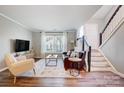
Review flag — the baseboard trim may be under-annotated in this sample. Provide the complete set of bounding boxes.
[0,67,8,72]
[98,48,124,78]
[111,70,124,78]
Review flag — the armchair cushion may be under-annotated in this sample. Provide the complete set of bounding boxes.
[68,58,82,62]
[9,59,34,75]
[15,55,27,61]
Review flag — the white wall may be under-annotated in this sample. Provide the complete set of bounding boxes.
[0,15,32,70]
[101,22,124,74]
[85,19,105,46]
[76,24,99,50]
[84,24,99,49]
[87,19,105,33]
[100,5,124,74]
[32,32,42,57]
[104,5,118,26]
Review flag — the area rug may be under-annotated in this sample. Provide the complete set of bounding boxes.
[38,67,84,78]
[19,59,85,78]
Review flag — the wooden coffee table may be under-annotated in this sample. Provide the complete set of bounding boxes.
[45,54,58,66]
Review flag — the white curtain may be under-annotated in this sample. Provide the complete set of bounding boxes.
[63,32,67,52]
[41,32,67,53]
[41,32,46,53]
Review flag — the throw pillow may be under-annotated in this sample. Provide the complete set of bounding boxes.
[70,51,76,58]
[67,51,71,56]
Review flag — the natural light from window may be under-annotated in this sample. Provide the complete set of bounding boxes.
[41,32,67,53]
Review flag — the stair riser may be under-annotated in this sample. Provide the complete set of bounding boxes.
[91,53,102,57]
[91,64,110,67]
[91,67,113,71]
[91,49,99,52]
[91,61,107,63]
[91,57,105,60]
[91,60,106,62]
[91,62,108,65]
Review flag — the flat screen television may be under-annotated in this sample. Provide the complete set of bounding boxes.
[15,39,30,52]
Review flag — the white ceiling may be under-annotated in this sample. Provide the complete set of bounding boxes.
[92,5,113,19]
[0,5,101,32]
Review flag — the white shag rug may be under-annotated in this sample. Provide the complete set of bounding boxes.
[18,59,84,78]
[39,67,84,78]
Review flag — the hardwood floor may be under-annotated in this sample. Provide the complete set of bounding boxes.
[0,70,124,87]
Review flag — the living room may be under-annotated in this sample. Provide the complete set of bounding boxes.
[0,3,124,89]
[0,5,98,77]
[0,5,91,80]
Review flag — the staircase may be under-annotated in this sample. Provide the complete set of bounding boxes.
[91,49,113,71]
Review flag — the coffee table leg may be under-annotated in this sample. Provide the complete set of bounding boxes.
[45,58,47,66]
[45,58,49,66]
[56,58,57,66]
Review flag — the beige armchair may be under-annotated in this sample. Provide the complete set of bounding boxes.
[5,54,36,84]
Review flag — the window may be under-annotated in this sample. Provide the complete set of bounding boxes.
[42,32,67,53]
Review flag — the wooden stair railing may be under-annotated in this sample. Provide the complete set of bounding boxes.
[99,5,122,46]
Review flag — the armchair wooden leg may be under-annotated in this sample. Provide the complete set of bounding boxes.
[14,76,16,84]
[33,68,36,75]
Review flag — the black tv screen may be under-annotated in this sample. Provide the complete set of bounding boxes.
[15,39,30,52]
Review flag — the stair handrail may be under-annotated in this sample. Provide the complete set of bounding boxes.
[99,5,122,46]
